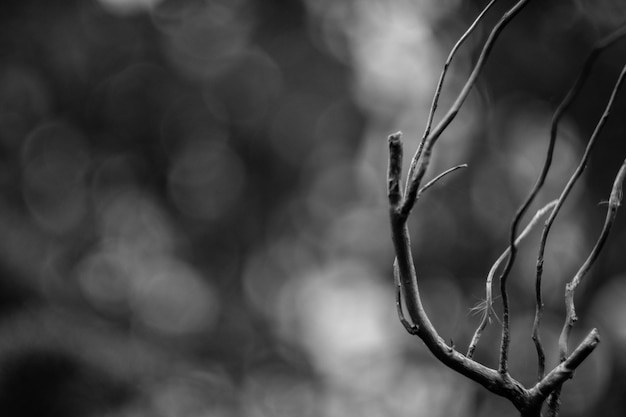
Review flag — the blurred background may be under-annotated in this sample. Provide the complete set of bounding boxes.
[1,0,626,416]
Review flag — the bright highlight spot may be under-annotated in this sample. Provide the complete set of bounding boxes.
[97,0,164,15]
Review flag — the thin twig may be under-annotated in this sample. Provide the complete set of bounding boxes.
[401,0,532,221]
[422,0,498,142]
[527,60,626,378]
[406,0,498,189]
[537,63,626,415]
[535,60,626,344]
[545,158,626,414]
[531,25,626,381]
[467,200,557,359]
[417,164,468,198]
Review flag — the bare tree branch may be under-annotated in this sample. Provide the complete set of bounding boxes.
[529,328,600,403]
[545,158,626,415]
[417,164,467,198]
[531,25,626,381]
[467,200,557,359]
[388,133,534,412]
[386,5,625,417]
[531,58,626,387]
[401,0,533,221]
[407,0,498,182]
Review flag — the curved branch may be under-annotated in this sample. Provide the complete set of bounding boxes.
[534,60,626,350]
[545,158,626,413]
[407,0,498,184]
[388,133,531,410]
[418,163,467,198]
[467,200,557,359]
[531,25,626,381]
[534,63,626,415]
[528,328,600,405]
[402,0,533,220]
[561,158,625,342]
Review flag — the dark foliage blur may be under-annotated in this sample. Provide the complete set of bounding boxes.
[1,0,626,416]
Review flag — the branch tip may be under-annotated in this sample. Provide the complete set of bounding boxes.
[387,132,404,208]
[418,163,468,198]
[388,131,403,143]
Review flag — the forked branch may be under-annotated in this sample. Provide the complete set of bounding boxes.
[387,3,626,416]
[546,157,626,416]
[530,27,626,381]
[401,0,533,221]
[411,0,498,173]
[467,200,558,359]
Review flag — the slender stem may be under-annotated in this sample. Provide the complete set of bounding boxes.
[407,0,498,188]
[402,0,533,220]
[559,158,626,361]
[535,60,626,353]
[531,25,626,380]
[534,64,626,412]
[417,164,467,198]
[422,0,498,141]
[467,200,557,359]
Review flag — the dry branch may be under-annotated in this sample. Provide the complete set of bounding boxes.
[530,27,626,381]
[401,0,532,221]
[386,4,626,417]
[467,200,558,359]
